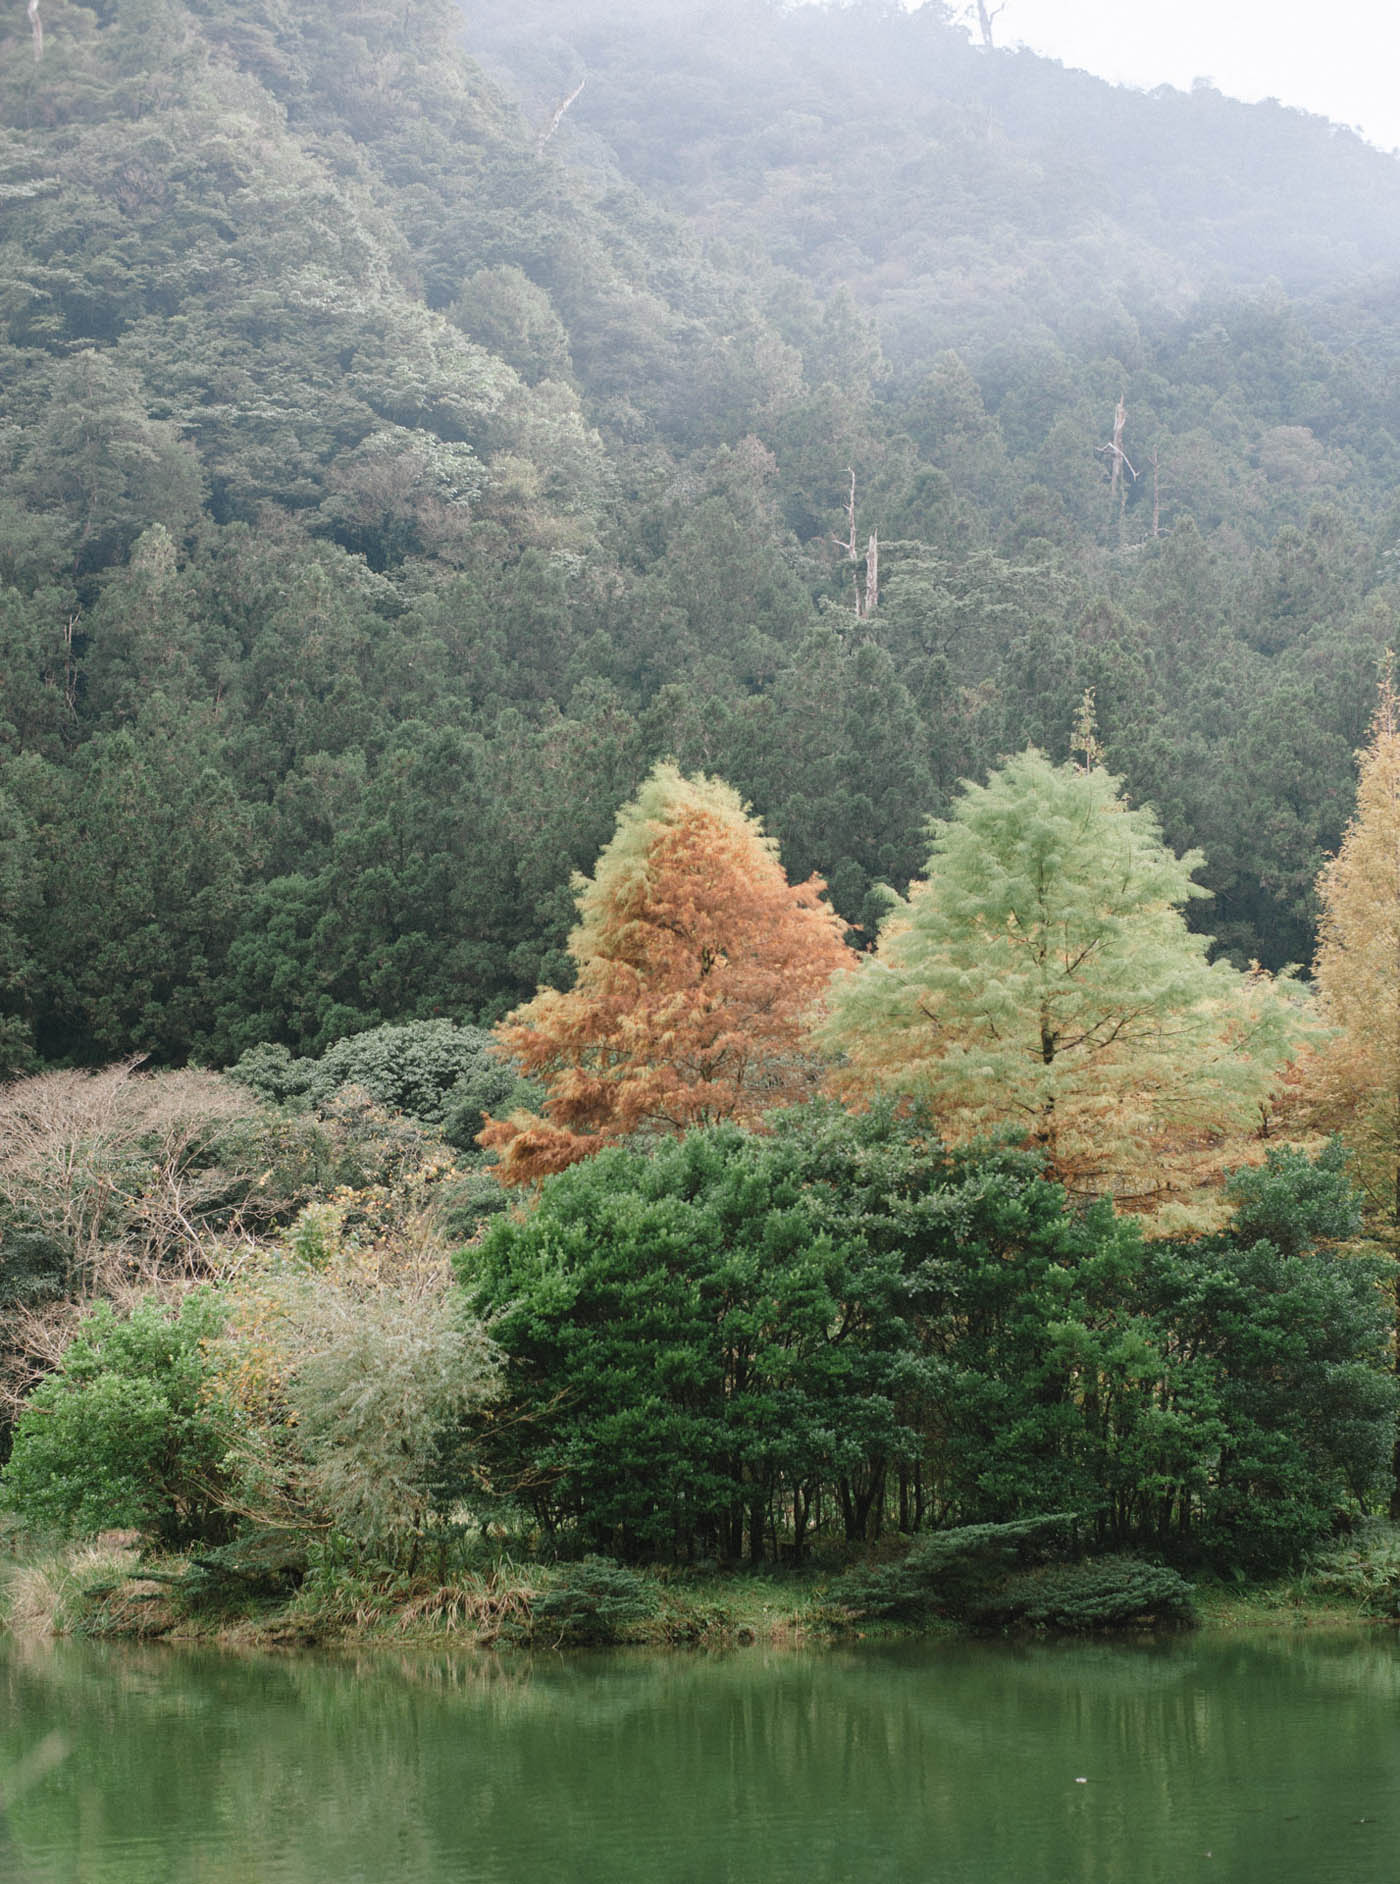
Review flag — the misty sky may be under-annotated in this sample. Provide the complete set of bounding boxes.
[988,0,1400,154]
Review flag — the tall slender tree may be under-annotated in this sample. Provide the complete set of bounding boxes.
[479,764,853,1184]
[1311,670,1400,1223]
[1308,668,1400,1511]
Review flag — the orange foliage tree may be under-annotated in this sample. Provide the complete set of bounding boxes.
[478,764,854,1183]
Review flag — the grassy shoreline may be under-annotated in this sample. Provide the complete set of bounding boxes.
[2,1532,1390,1652]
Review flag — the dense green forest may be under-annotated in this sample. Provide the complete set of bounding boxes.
[3,0,1400,1080]
[10,1,1400,1617]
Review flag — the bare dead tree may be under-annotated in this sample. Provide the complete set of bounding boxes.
[831,466,859,614]
[830,469,879,618]
[1148,442,1169,539]
[536,78,585,154]
[971,0,1005,50]
[27,0,42,61]
[864,530,879,618]
[1097,394,1137,530]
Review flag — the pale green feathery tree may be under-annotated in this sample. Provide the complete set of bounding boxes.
[821,735,1306,1229]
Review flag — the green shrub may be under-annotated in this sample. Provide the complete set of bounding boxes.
[1309,1525,1400,1616]
[176,1533,310,1614]
[531,1557,658,1644]
[0,1294,237,1546]
[969,1556,1197,1631]
[230,1022,542,1152]
[830,1515,1077,1620]
[463,1122,918,1563]
[1224,1139,1361,1257]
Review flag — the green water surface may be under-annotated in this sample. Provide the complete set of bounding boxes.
[4,1631,1399,1883]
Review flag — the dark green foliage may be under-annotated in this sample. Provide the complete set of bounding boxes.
[229,1019,539,1150]
[437,1167,511,1237]
[969,1557,1197,1632]
[0,0,1398,1061]
[830,1516,1077,1621]
[1130,1233,1394,1571]
[531,1557,658,1645]
[459,1109,1394,1571]
[831,1523,1196,1632]
[1309,1526,1400,1617]
[0,1295,237,1548]
[887,1129,1393,1570]
[1224,1139,1362,1257]
[461,1118,922,1562]
[176,1533,310,1615]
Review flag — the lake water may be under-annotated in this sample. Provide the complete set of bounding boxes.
[4,1630,1400,1882]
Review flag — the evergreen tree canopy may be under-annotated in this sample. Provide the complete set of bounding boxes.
[822,747,1304,1226]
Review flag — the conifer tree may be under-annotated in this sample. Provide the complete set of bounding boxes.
[1309,668,1400,1513]
[479,764,853,1184]
[1311,670,1400,1227]
[821,740,1303,1227]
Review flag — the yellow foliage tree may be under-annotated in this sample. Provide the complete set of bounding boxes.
[1310,671,1400,1221]
[479,763,854,1184]
[1309,668,1400,1512]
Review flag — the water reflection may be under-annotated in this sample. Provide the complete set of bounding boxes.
[4,1632,1400,1882]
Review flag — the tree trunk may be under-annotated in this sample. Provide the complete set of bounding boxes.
[749,1493,765,1566]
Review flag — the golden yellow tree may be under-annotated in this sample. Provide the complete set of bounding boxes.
[1311,672,1400,1222]
[1310,669,1400,1511]
[479,764,854,1184]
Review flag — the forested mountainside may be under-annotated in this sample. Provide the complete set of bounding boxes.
[2,0,1399,1075]
[468,0,1400,366]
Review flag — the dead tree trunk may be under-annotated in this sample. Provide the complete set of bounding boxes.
[28,0,42,60]
[536,78,585,154]
[1148,443,1167,539]
[1097,395,1136,535]
[830,470,879,619]
[973,0,1004,50]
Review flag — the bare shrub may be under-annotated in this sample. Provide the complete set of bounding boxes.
[0,1062,324,1418]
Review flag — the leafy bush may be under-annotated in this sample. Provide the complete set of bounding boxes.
[1309,1525,1400,1617]
[175,1533,310,1614]
[215,1251,499,1565]
[0,1294,237,1546]
[464,1122,918,1563]
[830,1516,1077,1620]
[969,1556,1197,1631]
[1224,1139,1362,1256]
[438,1166,510,1238]
[531,1557,658,1644]
[229,1022,541,1151]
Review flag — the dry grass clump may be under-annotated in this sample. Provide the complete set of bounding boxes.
[3,1537,142,1639]
[397,1563,540,1643]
